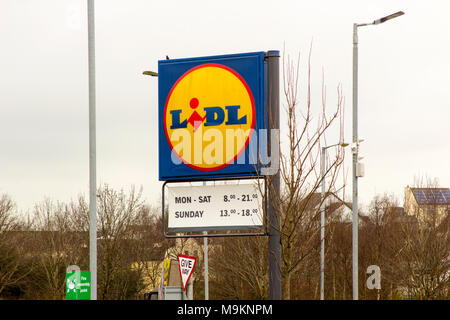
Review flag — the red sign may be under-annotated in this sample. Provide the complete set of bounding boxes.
[177,254,197,291]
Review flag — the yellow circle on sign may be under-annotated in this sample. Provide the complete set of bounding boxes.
[164,64,255,171]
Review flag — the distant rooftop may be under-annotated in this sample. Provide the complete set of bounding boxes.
[411,188,450,205]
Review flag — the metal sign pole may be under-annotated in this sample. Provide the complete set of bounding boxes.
[203,181,209,300]
[203,231,209,300]
[87,0,97,301]
[267,50,281,300]
[352,23,359,301]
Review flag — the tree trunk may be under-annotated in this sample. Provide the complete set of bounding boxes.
[282,270,291,300]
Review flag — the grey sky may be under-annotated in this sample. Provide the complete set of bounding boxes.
[1,0,449,214]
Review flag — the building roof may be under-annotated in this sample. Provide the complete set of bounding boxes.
[410,188,450,205]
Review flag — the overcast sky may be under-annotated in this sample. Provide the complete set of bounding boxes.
[1,0,449,214]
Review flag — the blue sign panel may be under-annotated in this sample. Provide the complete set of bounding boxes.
[158,52,267,181]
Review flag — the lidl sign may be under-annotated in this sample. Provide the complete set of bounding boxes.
[158,52,267,181]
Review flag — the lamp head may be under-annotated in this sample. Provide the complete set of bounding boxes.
[143,71,158,77]
[373,11,404,25]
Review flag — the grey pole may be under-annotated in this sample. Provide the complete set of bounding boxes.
[352,22,359,301]
[87,0,97,301]
[320,142,348,300]
[203,231,209,300]
[351,11,404,301]
[184,279,194,300]
[203,180,209,300]
[267,50,281,300]
[320,147,326,300]
[187,280,194,300]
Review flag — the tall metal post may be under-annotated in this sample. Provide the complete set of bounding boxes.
[203,181,209,300]
[351,11,404,300]
[203,176,209,300]
[267,50,281,300]
[203,231,209,300]
[320,147,326,300]
[87,0,97,300]
[320,142,348,300]
[352,23,359,301]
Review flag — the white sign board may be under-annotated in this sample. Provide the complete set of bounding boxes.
[177,254,197,291]
[167,182,264,232]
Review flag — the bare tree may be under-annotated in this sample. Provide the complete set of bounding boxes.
[266,48,345,299]
[96,184,150,299]
[358,193,402,300]
[0,186,175,300]
[396,177,449,299]
[325,219,352,299]
[204,48,346,300]
[209,236,268,299]
[357,177,450,300]
[23,198,88,299]
[128,205,172,296]
[0,194,27,296]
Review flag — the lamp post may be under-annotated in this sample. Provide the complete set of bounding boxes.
[87,0,97,301]
[320,142,348,300]
[352,11,404,300]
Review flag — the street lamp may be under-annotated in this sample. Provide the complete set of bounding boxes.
[320,142,348,300]
[352,10,404,300]
[87,0,97,301]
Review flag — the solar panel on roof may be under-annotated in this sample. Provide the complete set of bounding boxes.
[412,189,450,204]
[413,190,426,204]
[442,190,450,203]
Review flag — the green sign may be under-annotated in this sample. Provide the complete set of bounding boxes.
[66,271,91,300]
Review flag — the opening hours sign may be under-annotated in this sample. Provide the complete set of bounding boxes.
[167,181,263,232]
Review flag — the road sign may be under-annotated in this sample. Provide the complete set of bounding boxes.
[158,52,267,181]
[177,254,197,291]
[167,181,263,232]
[66,271,91,300]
